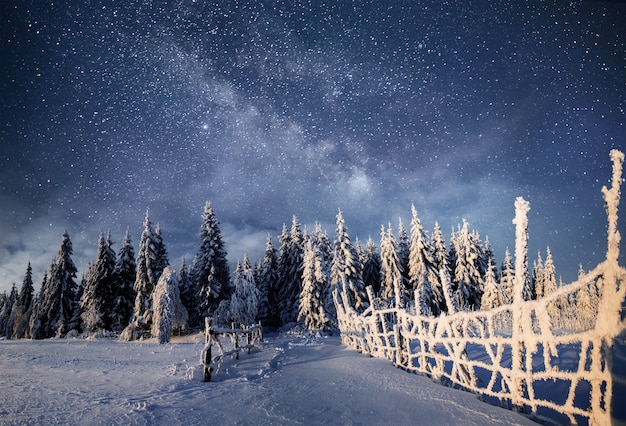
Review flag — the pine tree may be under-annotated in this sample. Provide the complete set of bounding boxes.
[121,211,162,341]
[331,210,368,312]
[500,249,515,304]
[276,216,305,325]
[18,262,35,311]
[31,231,80,338]
[379,224,403,308]
[532,251,545,300]
[11,262,35,339]
[230,254,259,327]
[361,237,382,296]
[397,219,410,302]
[190,201,230,326]
[256,234,279,329]
[299,229,332,332]
[111,229,136,333]
[0,285,17,337]
[439,259,457,314]
[543,248,557,297]
[81,231,117,334]
[431,222,448,314]
[312,223,335,327]
[153,224,170,276]
[408,205,437,315]
[480,255,502,310]
[176,257,191,334]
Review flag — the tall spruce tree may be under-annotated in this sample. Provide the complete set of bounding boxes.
[532,251,545,300]
[81,231,117,334]
[31,231,80,338]
[276,216,305,325]
[361,236,382,296]
[299,237,331,332]
[332,210,368,312]
[450,221,484,310]
[312,224,335,327]
[11,262,35,338]
[256,234,279,329]
[408,205,437,315]
[431,222,448,314]
[480,255,502,310]
[111,229,136,333]
[230,254,258,327]
[379,224,403,307]
[500,249,515,304]
[190,201,230,326]
[121,211,164,340]
[397,219,410,301]
[0,285,17,337]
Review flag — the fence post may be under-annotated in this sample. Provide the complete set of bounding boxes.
[203,317,213,382]
[511,197,530,412]
[232,322,239,360]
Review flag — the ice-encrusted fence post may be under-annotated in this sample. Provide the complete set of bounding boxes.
[589,149,625,425]
[203,317,214,382]
[511,196,530,412]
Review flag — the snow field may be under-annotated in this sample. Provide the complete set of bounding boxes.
[0,332,537,425]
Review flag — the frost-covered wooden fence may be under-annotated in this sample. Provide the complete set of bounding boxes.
[335,150,626,425]
[201,317,263,382]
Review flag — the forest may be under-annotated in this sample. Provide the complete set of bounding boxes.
[0,198,597,344]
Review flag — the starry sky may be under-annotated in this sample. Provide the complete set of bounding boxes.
[1,0,625,293]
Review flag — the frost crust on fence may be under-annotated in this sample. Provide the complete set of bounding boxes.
[334,150,626,425]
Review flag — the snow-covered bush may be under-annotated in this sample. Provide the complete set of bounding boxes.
[152,267,188,344]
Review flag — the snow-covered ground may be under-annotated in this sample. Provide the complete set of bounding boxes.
[0,332,540,425]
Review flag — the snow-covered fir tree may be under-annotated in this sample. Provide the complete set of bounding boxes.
[532,251,545,300]
[480,255,502,310]
[431,222,448,314]
[379,224,403,308]
[331,210,368,312]
[439,258,457,314]
[542,248,557,298]
[256,234,279,329]
[154,224,170,274]
[175,257,190,334]
[31,231,80,339]
[361,236,382,296]
[189,201,230,326]
[9,262,35,339]
[450,220,484,310]
[18,262,35,313]
[121,211,165,341]
[408,205,437,315]
[230,254,259,327]
[276,217,305,325]
[0,285,17,337]
[151,267,187,344]
[81,231,117,334]
[110,229,136,333]
[299,231,332,332]
[500,249,515,304]
[311,223,335,327]
[397,219,411,303]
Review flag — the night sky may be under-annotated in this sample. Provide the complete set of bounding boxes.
[1,0,625,293]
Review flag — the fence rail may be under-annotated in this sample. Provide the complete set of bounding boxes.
[334,150,626,425]
[201,318,263,382]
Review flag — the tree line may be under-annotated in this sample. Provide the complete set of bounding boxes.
[0,200,597,343]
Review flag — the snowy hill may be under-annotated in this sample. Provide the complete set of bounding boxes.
[0,333,537,425]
